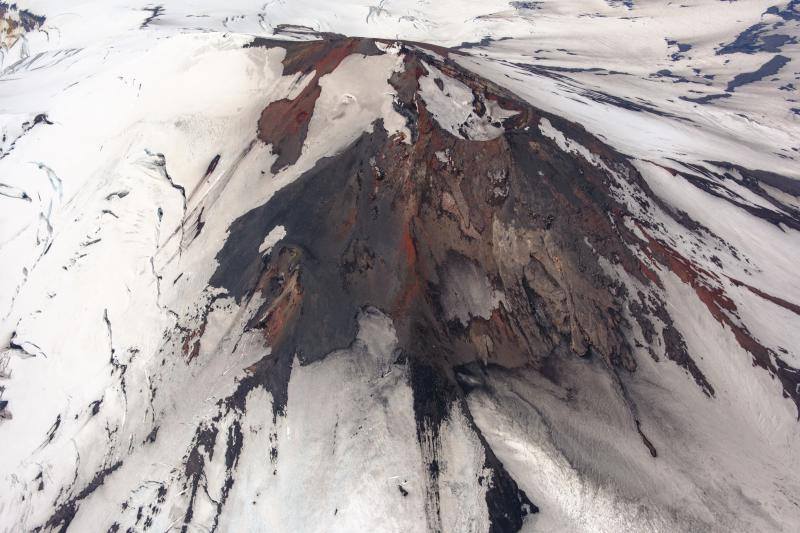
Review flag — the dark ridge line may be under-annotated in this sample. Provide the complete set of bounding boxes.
[203,154,220,179]
[718,1,799,55]
[410,360,537,532]
[512,62,688,121]
[140,5,164,29]
[726,54,790,92]
[39,461,123,532]
[635,420,658,457]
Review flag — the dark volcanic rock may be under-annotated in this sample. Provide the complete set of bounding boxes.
[250,37,384,173]
[205,36,800,529]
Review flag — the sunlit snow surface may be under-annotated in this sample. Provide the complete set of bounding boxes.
[1,1,799,532]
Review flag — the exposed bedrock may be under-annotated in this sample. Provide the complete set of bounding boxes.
[7,31,797,533]
[208,37,799,530]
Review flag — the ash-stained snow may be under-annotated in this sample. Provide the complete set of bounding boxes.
[538,118,608,170]
[419,61,517,141]
[440,253,506,327]
[217,308,432,533]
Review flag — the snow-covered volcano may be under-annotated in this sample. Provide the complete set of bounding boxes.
[1,1,799,532]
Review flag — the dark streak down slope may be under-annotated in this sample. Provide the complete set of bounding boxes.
[203,38,799,531]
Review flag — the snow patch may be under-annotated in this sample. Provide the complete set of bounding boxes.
[258,225,287,256]
[419,61,516,141]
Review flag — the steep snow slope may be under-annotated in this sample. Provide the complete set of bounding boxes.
[1,1,799,532]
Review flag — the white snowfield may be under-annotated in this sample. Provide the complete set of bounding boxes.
[0,1,799,532]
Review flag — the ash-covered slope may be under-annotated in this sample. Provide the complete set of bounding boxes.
[1,2,800,533]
